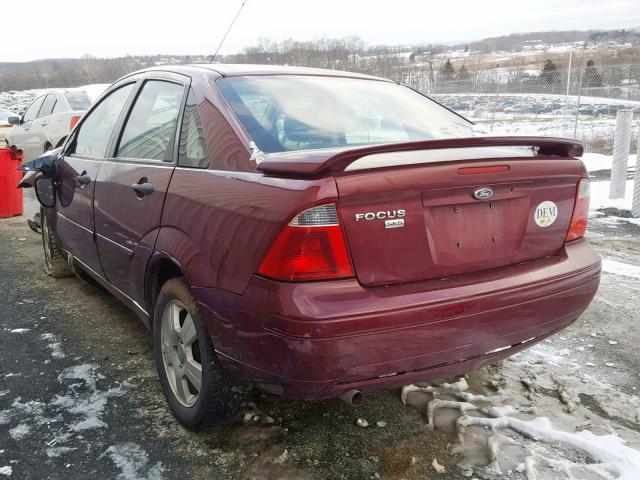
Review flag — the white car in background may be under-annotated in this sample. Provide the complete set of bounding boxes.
[0,109,17,144]
[7,88,94,162]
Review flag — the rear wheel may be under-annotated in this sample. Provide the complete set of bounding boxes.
[41,208,72,278]
[153,278,237,430]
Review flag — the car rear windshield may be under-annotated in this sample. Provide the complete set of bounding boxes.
[217,75,473,154]
[64,90,92,110]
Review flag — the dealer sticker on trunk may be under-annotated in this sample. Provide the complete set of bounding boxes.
[534,201,558,227]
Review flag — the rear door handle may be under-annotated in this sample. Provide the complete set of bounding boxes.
[75,174,91,186]
[132,182,155,197]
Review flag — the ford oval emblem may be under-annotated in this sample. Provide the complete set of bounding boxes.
[473,187,494,200]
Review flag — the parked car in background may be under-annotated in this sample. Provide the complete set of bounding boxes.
[24,64,600,430]
[0,109,17,144]
[7,88,93,161]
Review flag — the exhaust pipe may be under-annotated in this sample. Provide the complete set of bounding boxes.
[339,389,364,406]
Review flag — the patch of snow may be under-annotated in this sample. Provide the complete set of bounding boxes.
[458,414,640,480]
[40,333,65,359]
[100,443,165,480]
[9,329,29,334]
[8,424,30,440]
[53,364,127,431]
[356,418,369,427]
[590,180,635,212]
[602,259,640,279]
[46,447,77,458]
[0,466,12,476]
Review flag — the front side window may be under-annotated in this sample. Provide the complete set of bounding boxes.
[217,75,473,154]
[73,83,134,158]
[22,96,45,123]
[39,94,57,118]
[178,88,208,168]
[117,80,184,161]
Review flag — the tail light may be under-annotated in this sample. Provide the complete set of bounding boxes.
[69,115,81,131]
[258,204,354,281]
[566,178,590,241]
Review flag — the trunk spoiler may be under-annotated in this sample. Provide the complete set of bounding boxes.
[256,136,584,175]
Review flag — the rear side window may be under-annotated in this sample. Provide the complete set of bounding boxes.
[73,84,134,158]
[64,90,92,110]
[22,96,45,123]
[117,80,184,162]
[178,88,209,168]
[53,100,68,114]
[39,94,57,118]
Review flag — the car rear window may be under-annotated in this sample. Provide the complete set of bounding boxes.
[64,90,92,110]
[217,75,473,154]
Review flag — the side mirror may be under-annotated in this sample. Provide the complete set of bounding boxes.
[7,116,20,126]
[35,176,56,207]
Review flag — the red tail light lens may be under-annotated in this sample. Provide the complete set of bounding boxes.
[566,178,590,242]
[69,115,81,131]
[258,204,354,281]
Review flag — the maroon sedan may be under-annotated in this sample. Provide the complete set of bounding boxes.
[28,64,600,430]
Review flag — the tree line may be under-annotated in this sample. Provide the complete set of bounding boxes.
[0,33,636,92]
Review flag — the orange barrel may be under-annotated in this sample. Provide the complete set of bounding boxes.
[0,147,23,218]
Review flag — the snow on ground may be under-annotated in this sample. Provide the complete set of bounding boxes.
[100,443,165,480]
[602,259,640,279]
[590,179,636,212]
[582,153,615,172]
[0,349,134,457]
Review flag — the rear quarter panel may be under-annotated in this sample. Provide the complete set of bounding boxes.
[158,169,338,293]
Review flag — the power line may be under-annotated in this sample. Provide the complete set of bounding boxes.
[209,0,247,63]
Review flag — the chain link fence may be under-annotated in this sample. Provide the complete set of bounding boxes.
[403,64,640,154]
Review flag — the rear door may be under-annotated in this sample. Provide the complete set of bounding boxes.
[335,148,585,286]
[93,74,188,304]
[56,83,137,276]
[29,93,57,154]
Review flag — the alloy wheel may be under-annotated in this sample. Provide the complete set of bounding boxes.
[160,300,202,407]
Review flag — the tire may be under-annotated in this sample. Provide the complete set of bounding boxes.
[41,208,72,278]
[153,277,237,430]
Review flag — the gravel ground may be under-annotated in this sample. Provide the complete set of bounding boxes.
[1,194,639,480]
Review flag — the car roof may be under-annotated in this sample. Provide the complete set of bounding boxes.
[138,63,394,82]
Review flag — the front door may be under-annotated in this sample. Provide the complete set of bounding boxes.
[55,83,137,275]
[10,95,45,162]
[93,77,187,305]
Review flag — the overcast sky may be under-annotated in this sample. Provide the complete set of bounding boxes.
[3,0,640,62]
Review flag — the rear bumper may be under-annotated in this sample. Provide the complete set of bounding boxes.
[193,238,600,400]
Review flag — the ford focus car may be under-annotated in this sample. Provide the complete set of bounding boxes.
[25,64,600,430]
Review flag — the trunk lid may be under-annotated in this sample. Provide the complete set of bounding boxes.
[334,147,586,286]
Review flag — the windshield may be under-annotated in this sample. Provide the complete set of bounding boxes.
[64,90,92,110]
[217,75,473,154]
